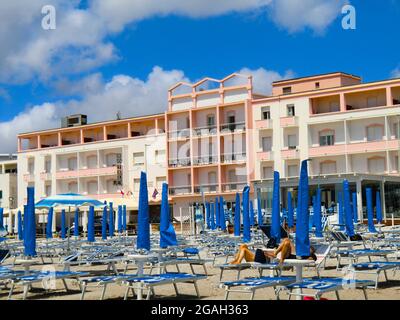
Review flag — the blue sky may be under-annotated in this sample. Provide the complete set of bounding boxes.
[0,0,399,152]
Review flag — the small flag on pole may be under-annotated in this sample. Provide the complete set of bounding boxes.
[152,188,159,199]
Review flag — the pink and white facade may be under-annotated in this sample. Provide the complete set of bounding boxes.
[16,71,400,222]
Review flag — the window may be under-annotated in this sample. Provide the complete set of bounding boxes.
[133,152,145,165]
[87,155,97,169]
[262,167,273,179]
[368,157,385,173]
[68,182,78,193]
[207,115,215,127]
[28,159,35,174]
[315,82,320,89]
[87,181,98,194]
[287,165,299,177]
[261,136,272,151]
[261,107,271,120]
[45,158,51,173]
[319,130,335,146]
[395,156,399,172]
[283,87,292,95]
[288,134,297,149]
[367,125,383,141]
[134,178,141,192]
[68,157,77,171]
[320,161,336,174]
[287,104,295,117]
[155,150,166,164]
[156,177,166,189]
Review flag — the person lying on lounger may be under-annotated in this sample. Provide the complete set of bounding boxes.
[229,239,317,265]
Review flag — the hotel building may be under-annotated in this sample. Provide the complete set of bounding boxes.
[15,71,400,228]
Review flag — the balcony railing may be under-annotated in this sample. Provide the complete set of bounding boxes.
[281,148,300,159]
[169,186,192,195]
[168,129,191,140]
[257,151,273,161]
[280,116,299,127]
[168,157,191,168]
[55,166,118,179]
[192,125,217,137]
[192,155,218,166]
[194,184,219,194]
[221,152,247,163]
[220,122,246,133]
[255,119,273,130]
[221,181,247,192]
[40,172,52,181]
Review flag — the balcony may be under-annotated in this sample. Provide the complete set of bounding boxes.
[55,166,117,179]
[168,129,191,141]
[220,122,246,134]
[221,152,246,164]
[308,144,346,157]
[255,119,273,130]
[192,155,218,166]
[221,181,247,192]
[281,148,300,159]
[194,184,219,194]
[257,151,274,162]
[169,186,192,196]
[347,140,392,153]
[23,173,35,183]
[168,157,191,168]
[192,125,217,137]
[280,116,299,127]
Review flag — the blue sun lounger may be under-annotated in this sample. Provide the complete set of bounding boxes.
[285,277,374,300]
[221,276,296,300]
[335,249,394,268]
[122,272,207,300]
[351,261,400,289]
[79,274,134,300]
[8,270,88,300]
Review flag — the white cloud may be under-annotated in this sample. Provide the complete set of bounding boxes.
[391,66,400,79]
[268,0,348,34]
[238,67,295,95]
[0,1,343,83]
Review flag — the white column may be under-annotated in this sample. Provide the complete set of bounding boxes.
[7,211,13,234]
[14,212,18,234]
[83,210,88,232]
[52,210,56,232]
[115,209,119,232]
[356,179,363,222]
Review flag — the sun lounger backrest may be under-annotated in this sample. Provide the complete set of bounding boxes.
[313,245,331,266]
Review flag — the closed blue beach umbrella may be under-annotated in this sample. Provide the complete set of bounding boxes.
[123,205,127,232]
[87,206,95,242]
[160,183,177,248]
[24,187,37,257]
[109,202,114,237]
[287,192,294,228]
[234,193,241,236]
[46,207,53,239]
[215,197,220,229]
[61,209,66,239]
[242,186,251,243]
[74,208,79,237]
[137,171,150,250]
[271,171,281,243]
[249,201,255,227]
[210,202,216,230]
[296,160,310,257]
[102,206,108,240]
[343,180,355,237]
[206,202,211,229]
[219,196,226,231]
[0,208,3,229]
[366,188,377,233]
[376,191,383,224]
[118,205,123,233]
